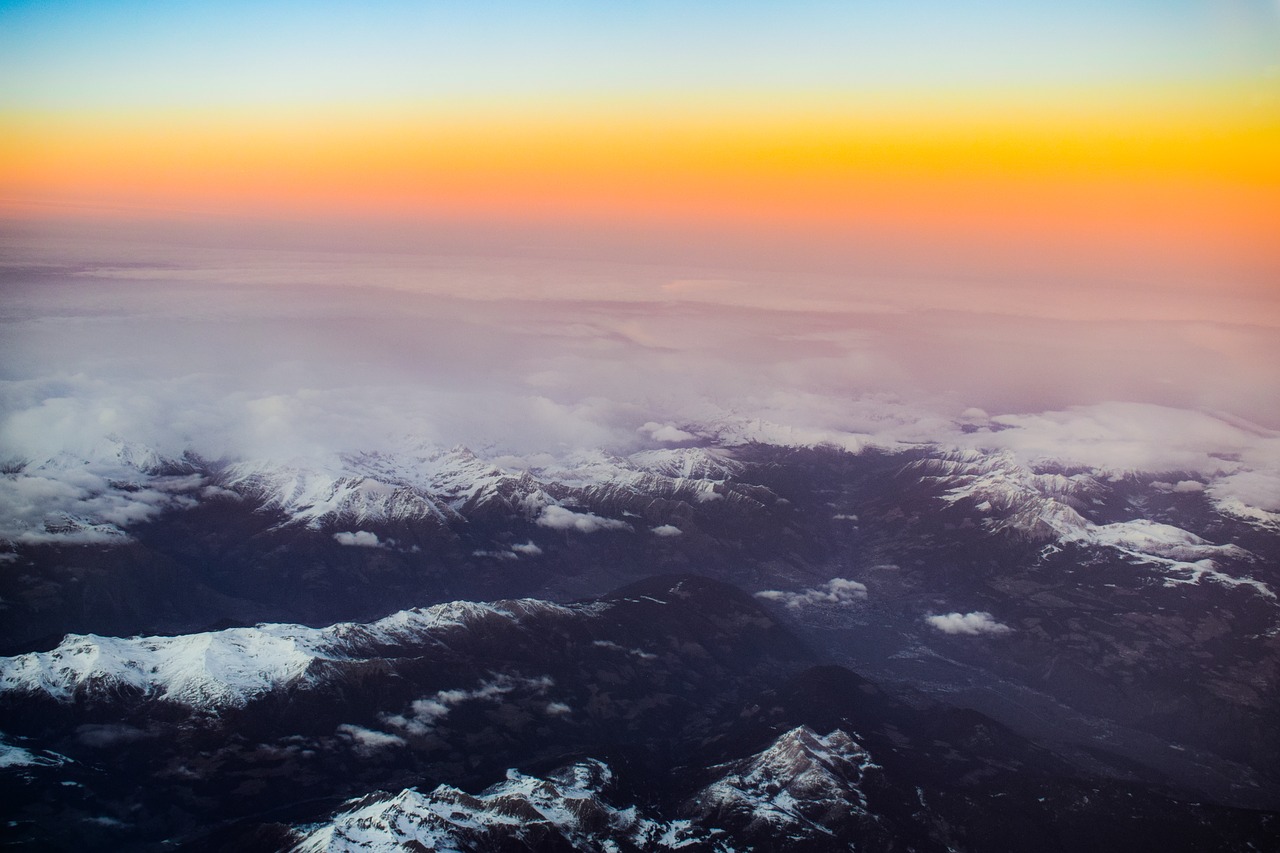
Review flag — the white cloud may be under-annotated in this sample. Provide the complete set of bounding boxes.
[511,541,543,556]
[591,639,658,660]
[536,505,631,533]
[544,701,572,716]
[956,404,1280,522]
[0,464,202,545]
[381,675,554,736]
[639,421,696,443]
[925,611,1012,636]
[2,246,1278,542]
[651,524,682,537]
[472,548,518,560]
[1209,470,1280,513]
[333,530,382,548]
[756,577,868,609]
[963,403,1262,476]
[336,724,405,752]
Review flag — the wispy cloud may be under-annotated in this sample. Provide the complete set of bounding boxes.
[756,578,869,610]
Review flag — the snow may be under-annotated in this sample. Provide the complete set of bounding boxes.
[0,598,540,709]
[693,726,878,834]
[0,626,323,707]
[218,457,460,529]
[0,732,70,769]
[290,758,716,852]
[211,443,744,532]
[628,447,741,480]
[920,450,1272,598]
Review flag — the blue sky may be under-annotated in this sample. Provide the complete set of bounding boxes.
[1,1,1276,110]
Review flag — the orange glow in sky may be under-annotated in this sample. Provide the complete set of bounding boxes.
[4,93,1277,285]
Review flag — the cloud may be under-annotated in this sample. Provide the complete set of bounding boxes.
[536,505,631,533]
[651,524,682,537]
[333,530,382,548]
[544,701,572,716]
[336,724,405,752]
[925,611,1012,636]
[2,247,1278,543]
[591,639,658,660]
[639,421,696,443]
[1208,470,1280,513]
[475,541,543,559]
[955,403,1280,521]
[472,548,518,560]
[1153,478,1207,494]
[75,724,150,748]
[756,577,868,609]
[961,403,1265,476]
[0,463,202,545]
[380,675,555,736]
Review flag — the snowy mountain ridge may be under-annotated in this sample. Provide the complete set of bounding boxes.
[291,759,720,853]
[290,725,885,852]
[0,598,582,709]
[916,450,1272,597]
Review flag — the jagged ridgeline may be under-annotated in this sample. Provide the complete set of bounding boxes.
[2,577,1274,852]
[2,437,1278,851]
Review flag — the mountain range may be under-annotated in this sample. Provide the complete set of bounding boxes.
[1,433,1277,850]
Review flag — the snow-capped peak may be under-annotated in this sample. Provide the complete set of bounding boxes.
[291,759,717,853]
[686,726,879,838]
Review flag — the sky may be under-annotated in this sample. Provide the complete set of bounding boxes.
[2,2,1277,272]
[1,1,1279,534]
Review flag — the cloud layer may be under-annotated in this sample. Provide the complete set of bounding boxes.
[1,236,1277,545]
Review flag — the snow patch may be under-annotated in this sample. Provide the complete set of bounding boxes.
[0,732,70,769]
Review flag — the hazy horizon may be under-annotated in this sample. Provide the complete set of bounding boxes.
[2,0,1278,538]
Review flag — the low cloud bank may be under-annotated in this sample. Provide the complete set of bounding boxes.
[2,254,1278,544]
